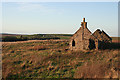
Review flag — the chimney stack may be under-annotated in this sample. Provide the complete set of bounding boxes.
[83,18,85,22]
[81,18,87,28]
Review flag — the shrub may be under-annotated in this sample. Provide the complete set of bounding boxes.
[2,36,28,42]
[2,36,18,42]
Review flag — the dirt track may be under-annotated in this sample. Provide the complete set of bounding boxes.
[2,39,69,44]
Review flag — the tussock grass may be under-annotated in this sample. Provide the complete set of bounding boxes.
[2,40,119,79]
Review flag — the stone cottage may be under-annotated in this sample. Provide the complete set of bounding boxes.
[69,18,112,51]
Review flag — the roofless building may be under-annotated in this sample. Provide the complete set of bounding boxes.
[69,18,112,51]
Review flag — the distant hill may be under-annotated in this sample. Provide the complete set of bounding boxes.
[1,33,72,36]
[1,33,22,37]
[1,33,120,42]
[1,33,72,42]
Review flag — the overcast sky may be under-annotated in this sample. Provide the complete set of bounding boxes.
[2,2,118,37]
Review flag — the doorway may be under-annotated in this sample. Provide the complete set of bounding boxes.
[72,40,75,46]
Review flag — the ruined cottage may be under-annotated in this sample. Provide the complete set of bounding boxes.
[69,18,112,51]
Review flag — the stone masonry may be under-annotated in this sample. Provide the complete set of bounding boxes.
[69,18,112,51]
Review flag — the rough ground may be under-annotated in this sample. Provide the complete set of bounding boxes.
[2,40,120,79]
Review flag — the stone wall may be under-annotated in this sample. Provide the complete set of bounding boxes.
[69,18,91,51]
[69,18,112,51]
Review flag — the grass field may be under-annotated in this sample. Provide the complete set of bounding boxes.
[1,34,72,42]
[111,37,120,43]
[1,33,120,42]
[2,39,120,79]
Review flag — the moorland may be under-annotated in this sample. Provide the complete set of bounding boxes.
[1,34,120,79]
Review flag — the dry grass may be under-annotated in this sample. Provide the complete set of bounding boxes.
[2,39,120,79]
[112,37,120,43]
[74,50,119,78]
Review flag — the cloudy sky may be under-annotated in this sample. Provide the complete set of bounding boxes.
[2,2,118,36]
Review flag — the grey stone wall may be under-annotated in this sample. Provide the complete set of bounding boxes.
[69,18,91,51]
[69,18,112,51]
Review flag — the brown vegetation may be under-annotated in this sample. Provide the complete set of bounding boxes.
[2,39,120,79]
